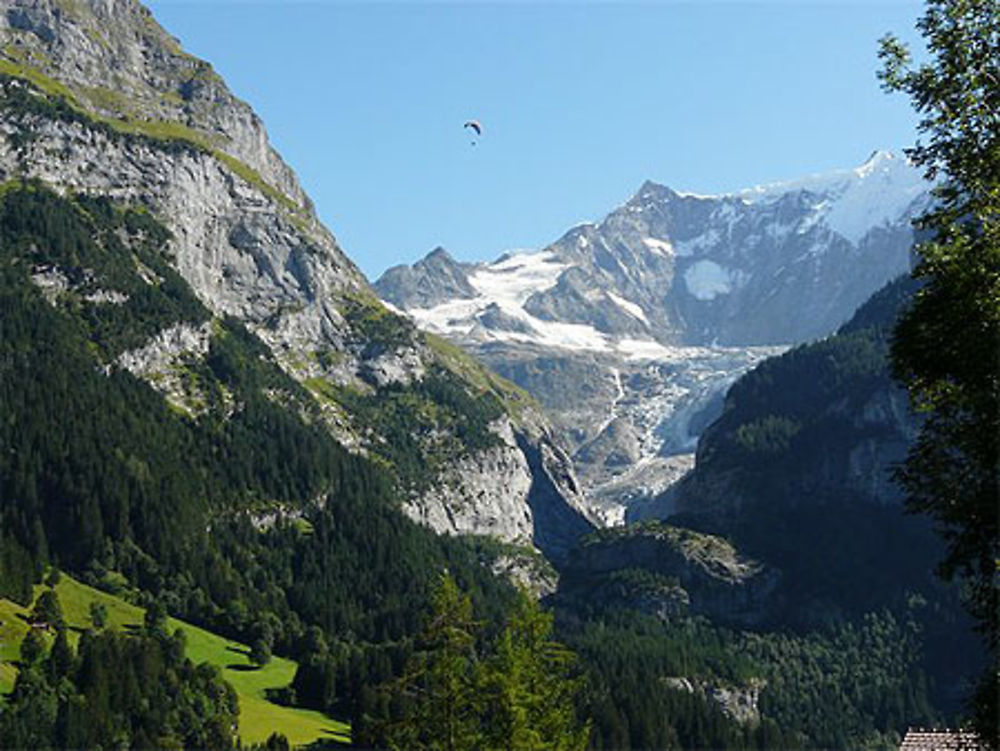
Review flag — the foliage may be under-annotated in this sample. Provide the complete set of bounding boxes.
[31,589,64,630]
[0,184,516,702]
[358,577,590,750]
[672,277,960,621]
[0,627,239,750]
[478,593,590,751]
[330,365,505,491]
[88,601,107,630]
[557,606,941,750]
[251,638,273,667]
[879,0,999,740]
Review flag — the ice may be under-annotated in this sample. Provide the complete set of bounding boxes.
[607,292,649,324]
[642,237,674,257]
[684,260,733,300]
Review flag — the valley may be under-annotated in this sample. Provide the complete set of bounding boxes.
[0,0,993,749]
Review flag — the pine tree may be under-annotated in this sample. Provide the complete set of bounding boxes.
[479,591,590,751]
[879,0,999,743]
[31,589,65,630]
[376,574,482,750]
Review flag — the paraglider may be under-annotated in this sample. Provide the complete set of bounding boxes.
[464,119,482,145]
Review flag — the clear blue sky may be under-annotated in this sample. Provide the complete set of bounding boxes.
[146,1,925,280]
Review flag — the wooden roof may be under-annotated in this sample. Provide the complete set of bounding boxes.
[899,728,988,750]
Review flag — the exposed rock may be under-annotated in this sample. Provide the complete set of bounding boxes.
[0,0,593,566]
[376,246,478,309]
[402,418,535,544]
[664,677,765,726]
[561,523,782,626]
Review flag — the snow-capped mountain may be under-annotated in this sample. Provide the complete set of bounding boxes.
[375,151,931,522]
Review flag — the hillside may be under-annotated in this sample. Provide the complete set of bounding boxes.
[544,278,982,747]
[0,0,592,566]
[0,573,349,746]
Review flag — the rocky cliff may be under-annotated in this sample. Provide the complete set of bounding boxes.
[627,276,949,623]
[0,0,593,562]
[557,522,782,627]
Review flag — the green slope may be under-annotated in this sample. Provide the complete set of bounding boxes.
[0,574,349,747]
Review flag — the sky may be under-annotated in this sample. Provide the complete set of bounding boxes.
[145,0,926,280]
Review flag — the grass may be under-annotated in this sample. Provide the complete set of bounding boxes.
[424,330,536,419]
[0,57,309,226]
[0,574,350,747]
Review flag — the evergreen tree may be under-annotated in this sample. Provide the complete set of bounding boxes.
[378,574,482,751]
[479,591,590,751]
[879,1,999,742]
[250,637,272,667]
[31,589,65,630]
[89,601,108,630]
[143,598,168,637]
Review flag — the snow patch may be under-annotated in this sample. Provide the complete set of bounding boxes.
[469,250,567,307]
[607,292,649,324]
[684,260,734,300]
[642,236,674,257]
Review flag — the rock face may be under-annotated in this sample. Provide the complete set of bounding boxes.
[643,276,922,528]
[619,277,948,625]
[376,153,929,518]
[664,677,766,727]
[0,0,593,561]
[559,523,782,627]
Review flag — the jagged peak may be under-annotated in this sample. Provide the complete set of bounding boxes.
[634,179,677,202]
[423,246,457,264]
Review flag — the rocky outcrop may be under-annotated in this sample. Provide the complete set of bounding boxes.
[653,277,922,530]
[402,418,535,543]
[664,677,765,726]
[560,523,782,626]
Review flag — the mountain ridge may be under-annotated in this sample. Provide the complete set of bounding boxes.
[0,0,593,564]
[376,152,930,518]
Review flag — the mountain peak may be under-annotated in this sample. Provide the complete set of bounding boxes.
[635,180,676,202]
[424,246,456,264]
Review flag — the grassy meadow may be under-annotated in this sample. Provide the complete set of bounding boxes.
[0,574,350,747]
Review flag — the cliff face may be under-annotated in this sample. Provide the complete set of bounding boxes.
[639,276,922,528]
[558,523,782,627]
[0,0,593,561]
[621,277,950,623]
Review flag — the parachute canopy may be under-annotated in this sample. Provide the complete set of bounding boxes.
[463,120,483,136]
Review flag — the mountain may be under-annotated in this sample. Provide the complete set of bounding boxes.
[550,277,982,739]
[636,274,980,685]
[0,0,592,564]
[376,152,931,519]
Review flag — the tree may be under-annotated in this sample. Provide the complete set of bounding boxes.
[250,638,272,668]
[478,591,590,751]
[375,574,482,750]
[365,577,591,751]
[31,590,64,630]
[143,599,168,636]
[879,1,999,743]
[19,629,46,667]
[89,601,108,630]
